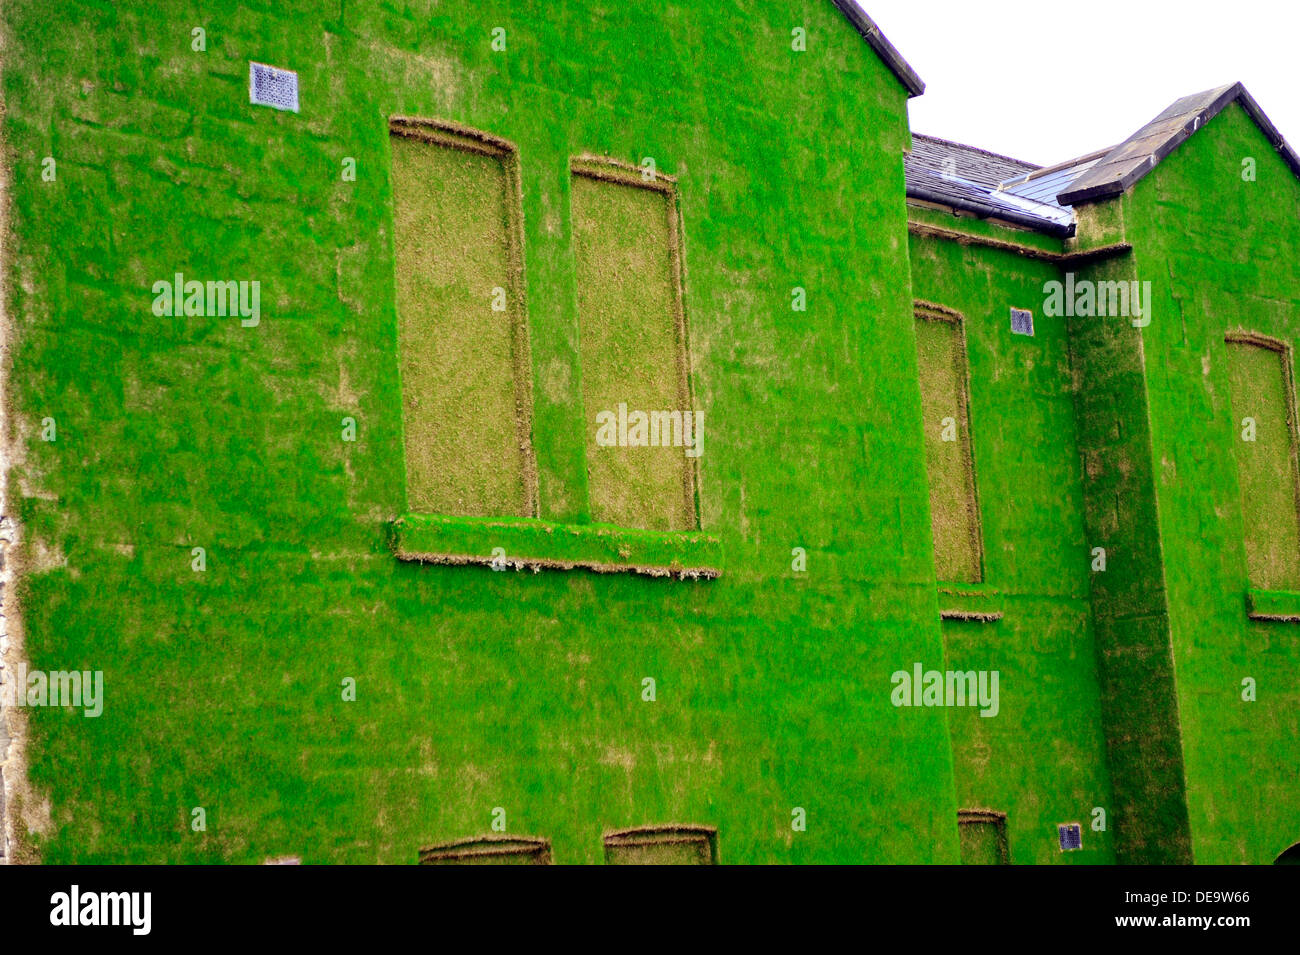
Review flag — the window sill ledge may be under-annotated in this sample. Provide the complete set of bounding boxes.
[390,513,723,580]
[937,582,1003,622]
[1245,588,1300,622]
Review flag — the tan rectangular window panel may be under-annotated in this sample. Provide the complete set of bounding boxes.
[603,825,717,865]
[915,310,983,583]
[957,811,1008,865]
[418,835,551,865]
[571,162,698,532]
[389,120,536,518]
[1225,334,1300,590]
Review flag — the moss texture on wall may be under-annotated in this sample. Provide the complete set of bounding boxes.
[909,229,1117,865]
[1066,244,1192,865]
[5,0,1293,867]
[1123,101,1300,864]
[1,0,958,863]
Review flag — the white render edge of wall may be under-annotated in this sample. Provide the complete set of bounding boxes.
[0,0,31,863]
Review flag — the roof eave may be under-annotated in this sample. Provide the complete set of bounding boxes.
[829,0,925,98]
[1236,85,1300,178]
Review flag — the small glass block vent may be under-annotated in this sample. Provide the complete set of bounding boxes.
[1010,307,1034,337]
[1058,823,1083,851]
[249,62,299,113]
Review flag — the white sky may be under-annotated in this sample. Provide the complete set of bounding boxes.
[857,0,1300,167]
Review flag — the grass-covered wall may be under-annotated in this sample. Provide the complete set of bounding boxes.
[0,0,959,863]
[1065,241,1193,865]
[4,1,1293,867]
[1122,101,1300,864]
[909,219,1117,864]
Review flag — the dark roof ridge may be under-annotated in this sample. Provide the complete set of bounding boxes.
[829,1,925,98]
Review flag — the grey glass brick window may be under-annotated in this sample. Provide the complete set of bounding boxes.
[249,62,299,113]
[1010,307,1034,336]
[1058,823,1083,851]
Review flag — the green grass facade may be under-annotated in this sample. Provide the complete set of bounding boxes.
[909,217,1118,864]
[0,1,1295,864]
[1121,102,1300,864]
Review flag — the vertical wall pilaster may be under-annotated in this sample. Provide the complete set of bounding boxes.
[1068,203,1193,864]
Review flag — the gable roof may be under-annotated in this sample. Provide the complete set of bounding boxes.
[1058,82,1300,205]
[830,1,924,97]
[904,134,1078,236]
[903,82,1299,237]
[911,134,1038,187]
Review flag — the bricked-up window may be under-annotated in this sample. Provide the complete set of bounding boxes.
[1225,332,1300,591]
[957,810,1008,865]
[603,824,717,865]
[570,159,700,532]
[418,835,551,865]
[915,306,983,583]
[388,118,538,518]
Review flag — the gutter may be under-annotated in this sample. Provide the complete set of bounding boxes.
[906,185,1076,238]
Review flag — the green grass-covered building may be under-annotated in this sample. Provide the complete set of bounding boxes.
[0,0,1296,864]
